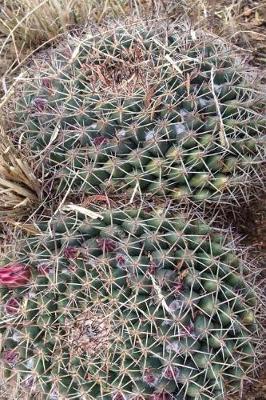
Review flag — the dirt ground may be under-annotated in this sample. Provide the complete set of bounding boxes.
[233,197,266,400]
[0,0,265,399]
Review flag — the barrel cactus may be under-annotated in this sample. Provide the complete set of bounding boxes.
[0,205,259,399]
[7,21,265,205]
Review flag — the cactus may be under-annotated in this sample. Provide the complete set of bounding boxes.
[7,22,265,205]
[0,205,259,399]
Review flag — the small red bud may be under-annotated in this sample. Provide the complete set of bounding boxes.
[143,368,158,387]
[116,253,126,269]
[148,262,157,275]
[112,393,127,400]
[96,238,117,253]
[93,136,108,147]
[64,247,79,259]
[3,350,19,366]
[4,297,20,314]
[32,97,47,112]
[162,365,180,380]
[42,77,52,89]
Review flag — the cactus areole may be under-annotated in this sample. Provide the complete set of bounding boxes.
[0,207,258,399]
[9,22,265,205]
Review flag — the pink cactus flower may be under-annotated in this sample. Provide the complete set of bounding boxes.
[0,263,31,289]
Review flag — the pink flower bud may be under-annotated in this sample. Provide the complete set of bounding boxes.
[112,393,127,400]
[0,263,31,289]
[22,375,35,389]
[64,247,79,259]
[32,97,47,112]
[96,238,117,253]
[162,365,180,380]
[116,253,126,269]
[42,77,52,89]
[93,136,108,147]
[149,392,172,400]
[143,368,158,387]
[4,297,20,314]
[3,350,19,366]
[148,262,157,275]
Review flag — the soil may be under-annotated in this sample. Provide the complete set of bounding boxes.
[185,0,266,81]
[232,195,266,399]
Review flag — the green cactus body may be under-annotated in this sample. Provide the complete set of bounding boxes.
[0,206,259,399]
[9,23,265,205]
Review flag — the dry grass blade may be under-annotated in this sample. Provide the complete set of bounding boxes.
[61,204,103,220]
[0,125,41,220]
[2,220,41,235]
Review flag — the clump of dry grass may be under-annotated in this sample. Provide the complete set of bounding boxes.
[0,0,179,50]
[0,0,126,49]
[0,125,41,220]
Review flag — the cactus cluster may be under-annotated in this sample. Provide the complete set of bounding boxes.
[10,23,265,204]
[0,206,258,399]
[1,18,264,400]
